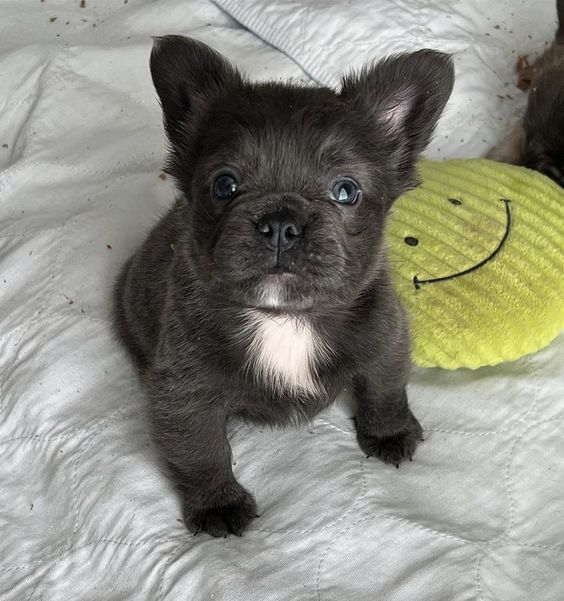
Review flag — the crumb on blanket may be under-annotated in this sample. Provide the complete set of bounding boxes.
[516,55,536,91]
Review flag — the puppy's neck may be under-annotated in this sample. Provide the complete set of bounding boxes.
[241,310,329,396]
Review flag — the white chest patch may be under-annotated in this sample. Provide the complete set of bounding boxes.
[243,311,328,396]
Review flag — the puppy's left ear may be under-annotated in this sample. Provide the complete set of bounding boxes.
[341,50,454,189]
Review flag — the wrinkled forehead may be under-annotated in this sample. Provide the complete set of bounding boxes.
[200,89,378,187]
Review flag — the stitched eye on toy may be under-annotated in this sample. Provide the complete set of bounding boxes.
[330,177,361,205]
[404,236,419,246]
[449,198,463,206]
[213,174,238,201]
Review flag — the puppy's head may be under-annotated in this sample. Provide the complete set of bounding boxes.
[151,36,453,311]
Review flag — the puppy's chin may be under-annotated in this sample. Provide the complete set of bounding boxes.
[252,274,312,311]
[214,273,318,312]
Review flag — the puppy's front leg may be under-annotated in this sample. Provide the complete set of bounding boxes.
[353,371,423,468]
[148,379,257,537]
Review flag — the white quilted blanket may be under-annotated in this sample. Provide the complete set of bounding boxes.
[1,1,563,600]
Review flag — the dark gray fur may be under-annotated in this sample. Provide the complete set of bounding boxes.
[489,0,564,186]
[114,36,454,537]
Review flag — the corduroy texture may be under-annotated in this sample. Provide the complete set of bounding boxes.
[387,159,564,369]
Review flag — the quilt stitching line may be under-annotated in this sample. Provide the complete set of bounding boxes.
[0,219,67,414]
[473,355,541,600]
[54,63,156,112]
[475,551,485,601]
[315,417,354,436]
[156,542,185,601]
[0,154,162,182]
[316,420,526,441]
[69,407,131,540]
[504,417,563,538]
[517,353,540,425]
[426,427,502,437]
[0,535,168,573]
[8,55,69,161]
[247,457,366,534]
[0,406,131,573]
[51,307,112,327]
[0,227,70,240]
[215,0,321,85]
[0,439,78,576]
[0,94,34,113]
[248,454,367,535]
[0,433,76,446]
[20,537,171,599]
[473,535,564,601]
[315,511,478,601]
[502,358,541,541]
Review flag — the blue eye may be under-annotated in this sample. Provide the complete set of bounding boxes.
[213,174,238,201]
[330,177,361,205]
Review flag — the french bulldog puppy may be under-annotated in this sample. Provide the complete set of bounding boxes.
[489,0,564,186]
[114,35,454,537]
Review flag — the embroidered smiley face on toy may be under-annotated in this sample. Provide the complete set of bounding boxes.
[386,159,564,369]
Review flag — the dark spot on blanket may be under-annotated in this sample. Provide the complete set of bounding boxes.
[2,144,7,149]
[159,172,167,180]
[29,503,34,512]
[494,24,500,30]
[80,0,86,7]
[49,16,57,23]
[106,244,112,249]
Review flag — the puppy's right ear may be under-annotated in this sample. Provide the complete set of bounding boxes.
[150,36,241,148]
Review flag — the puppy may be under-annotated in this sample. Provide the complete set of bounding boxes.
[488,0,564,186]
[114,35,454,537]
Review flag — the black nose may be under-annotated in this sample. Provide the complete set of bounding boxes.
[256,212,303,252]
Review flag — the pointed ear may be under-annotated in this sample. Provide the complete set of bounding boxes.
[150,35,242,148]
[341,50,454,183]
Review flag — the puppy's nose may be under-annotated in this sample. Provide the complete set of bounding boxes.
[256,213,303,251]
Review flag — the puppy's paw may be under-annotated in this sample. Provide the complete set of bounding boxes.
[184,488,258,537]
[357,413,423,467]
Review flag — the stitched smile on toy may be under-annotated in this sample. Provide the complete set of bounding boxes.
[404,197,512,290]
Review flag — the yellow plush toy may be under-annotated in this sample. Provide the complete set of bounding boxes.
[387,159,564,370]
